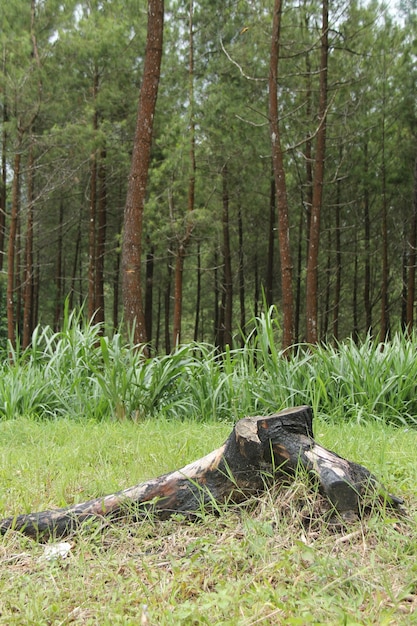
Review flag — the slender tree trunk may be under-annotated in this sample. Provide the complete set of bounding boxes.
[306,0,329,344]
[402,231,408,331]
[172,245,186,347]
[113,207,123,331]
[237,204,246,340]
[95,146,107,329]
[254,253,259,319]
[406,153,417,333]
[54,201,64,332]
[145,240,154,345]
[352,233,359,344]
[15,208,22,339]
[193,241,201,342]
[0,88,7,274]
[265,170,275,308]
[221,164,233,349]
[332,168,342,341]
[122,0,164,347]
[22,142,35,349]
[156,288,161,353]
[113,248,121,331]
[69,205,82,312]
[88,70,99,322]
[303,10,313,260]
[172,0,195,346]
[380,115,389,341]
[363,142,372,335]
[322,227,331,338]
[7,148,21,352]
[214,249,220,345]
[164,261,172,354]
[269,0,294,351]
[294,209,303,344]
[33,252,40,329]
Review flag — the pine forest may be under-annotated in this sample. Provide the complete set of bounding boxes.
[1,0,416,354]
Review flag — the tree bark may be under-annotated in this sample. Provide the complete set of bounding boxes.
[88,70,99,322]
[306,0,329,344]
[22,142,35,349]
[193,241,201,342]
[265,170,275,309]
[0,406,402,542]
[122,0,164,347]
[7,148,21,352]
[220,163,233,349]
[53,200,64,332]
[145,240,155,345]
[269,0,294,351]
[237,203,246,341]
[406,153,417,333]
[363,141,372,336]
[95,145,107,329]
[172,0,195,347]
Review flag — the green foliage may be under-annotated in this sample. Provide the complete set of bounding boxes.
[1,308,417,426]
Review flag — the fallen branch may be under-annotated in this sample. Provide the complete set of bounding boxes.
[0,406,402,540]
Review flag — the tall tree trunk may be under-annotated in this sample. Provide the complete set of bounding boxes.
[269,0,294,351]
[406,153,417,333]
[265,170,275,308]
[145,240,154,345]
[0,84,7,274]
[303,9,313,261]
[221,164,233,349]
[164,261,172,354]
[22,142,35,349]
[172,0,195,347]
[69,205,82,312]
[237,203,246,340]
[88,70,99,322]
[193,241,201,342]
[214,249,220,345]
[254,253,259,319]
[122,0,164,347]
[7,148,21,352]
[54,201,64,331]
[352,233,359,344]
[113,206,123,331]
[332,167,342,341]
[306,0,329,344]
[156,287,162,353]
[322,227,331,338]
[95,146,107,329]
[363,142,372,335]
[294,209,303,343]
[380,103,390,341]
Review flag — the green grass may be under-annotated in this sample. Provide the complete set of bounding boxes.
[1,417,417,625]
[1,306,417,426]
[1,309,417,622]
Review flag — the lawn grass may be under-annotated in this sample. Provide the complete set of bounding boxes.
[1,416,417,625]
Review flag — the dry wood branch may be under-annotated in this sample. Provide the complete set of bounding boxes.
[0,406,402,541]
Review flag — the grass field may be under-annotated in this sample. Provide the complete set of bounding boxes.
[1,416,417,625]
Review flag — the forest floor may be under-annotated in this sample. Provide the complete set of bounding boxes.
[0,417,417,625]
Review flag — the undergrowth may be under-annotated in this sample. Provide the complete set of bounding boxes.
[0,305,417,426]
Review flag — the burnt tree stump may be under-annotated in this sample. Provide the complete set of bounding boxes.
[0,406,402,540]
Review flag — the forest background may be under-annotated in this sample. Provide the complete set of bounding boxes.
[1,0,416,355]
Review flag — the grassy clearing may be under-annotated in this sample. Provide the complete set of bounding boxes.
[1,417,417,625]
